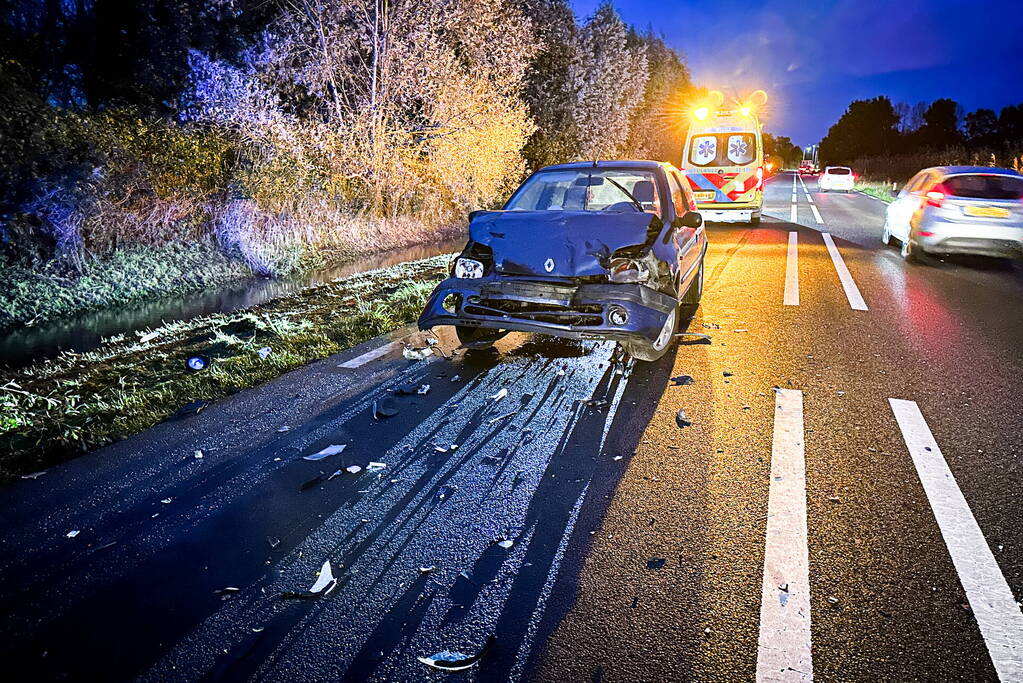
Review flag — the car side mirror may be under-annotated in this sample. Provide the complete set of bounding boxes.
[677,211,703,229]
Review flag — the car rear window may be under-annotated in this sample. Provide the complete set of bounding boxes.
[827,167,851,175]
[943,174,1023,200]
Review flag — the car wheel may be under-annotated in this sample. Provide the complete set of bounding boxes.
[678,258,704,317]
[881,221,893,246]
[750,212,761,225]
[622,307,677,362]
[901,235,919,263]
[455,325,504,350]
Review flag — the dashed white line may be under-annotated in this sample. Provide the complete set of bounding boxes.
[790,202,798,224]
[784,232,799,306]
[889,399,1023,681]
[757,389,813,682]
[337,341,399,368]
[821,233,867,311]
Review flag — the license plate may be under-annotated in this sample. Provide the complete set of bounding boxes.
[964,205,1010,218]
[694,191,716,202]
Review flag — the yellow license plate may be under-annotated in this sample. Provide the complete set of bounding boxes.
[694,191,716,202]
[964,205,1010,218]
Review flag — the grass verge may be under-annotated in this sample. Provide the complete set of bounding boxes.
[0,254,452,481]
[855,179,896,203]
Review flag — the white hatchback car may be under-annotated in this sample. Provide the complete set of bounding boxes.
[882,166,1023,262]
[818,166,854,192]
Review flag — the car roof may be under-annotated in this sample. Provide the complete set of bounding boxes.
[926,165,1023,178]
[539,160,671,172]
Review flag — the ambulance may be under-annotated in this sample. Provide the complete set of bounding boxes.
[682,94,765,224]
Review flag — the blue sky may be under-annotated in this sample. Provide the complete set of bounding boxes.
[570,0,1022,145]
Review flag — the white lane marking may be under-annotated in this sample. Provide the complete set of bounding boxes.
[757,388,812,682]
[821,233,867,311]
[784,232,799,306]
[790,202,798,224]
[808,204,823,224]
[337,341,399,368]
[889,399,1023,681]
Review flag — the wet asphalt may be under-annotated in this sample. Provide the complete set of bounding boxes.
[1,171,1022,681]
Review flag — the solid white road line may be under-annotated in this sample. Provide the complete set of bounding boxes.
[337,340,399,368]
[889,399,1023,681]
[757,389,813,682]
[821,233,867,311]
[790,202,798,224]
[784,232,799,306]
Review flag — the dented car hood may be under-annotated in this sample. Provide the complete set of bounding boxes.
[468,210,659,278]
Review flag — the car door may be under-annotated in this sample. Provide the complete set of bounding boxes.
[668,170,702,289]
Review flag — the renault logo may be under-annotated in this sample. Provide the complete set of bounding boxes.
[544,258,555,272]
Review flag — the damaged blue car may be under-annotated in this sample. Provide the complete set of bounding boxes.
[418,160,707,361]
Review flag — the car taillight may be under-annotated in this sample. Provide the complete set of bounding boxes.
[755,166,764,189]
[925,183,948,208]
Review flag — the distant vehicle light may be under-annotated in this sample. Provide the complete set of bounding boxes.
[740,105,751,117]
[766,161,774,172]
[693,106,709,121]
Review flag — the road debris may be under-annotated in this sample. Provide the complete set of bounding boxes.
[496,539,514,549]
[276,426,291,433]
[267,536,281,550]
[282,560,338,599]
[490,387,509,402]
[670,375,695,386]
[436,485,457,501]
[827,596,840,606]
[304,444,347,461]
[66,530,80,538]
[367,461,387,471]
[193,450,204,459]
[647,558,666,569]
[675,409,692,428]
[417,635,495,673]
[345,465,363,474]
[403,346,433,361]
[257,346,272,360]
[578,397,609,410]
[215,587,241,600]
[723,371,734,377]
[20,471,46,480]
[373,398,399,419]
[488,411,518,425]
[394,383,431,396]
[677,332,712,344]
[161,498,172,504]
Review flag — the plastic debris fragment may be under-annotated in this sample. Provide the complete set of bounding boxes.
[670,375,695,386]
[417,635,495,672]
[403,346,433,361]
[373,398,399,419]
[304,444,347,461]
[490,388,508,402]
[488,411,517,425]
[647,558,666,569]
[277,426,291,433]
[419,565,437,574]
[66,530,80,538]
[308,560,336,594]
[367,462,387,471]
[257,346,272,360]
[161,498,172,504]
[675,409,692,428]
[194,450,204,459]
[20,471,46,480]
[346,465,363,474]
[497,539,514,549]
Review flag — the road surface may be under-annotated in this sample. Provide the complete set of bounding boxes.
[2,172,1022,681]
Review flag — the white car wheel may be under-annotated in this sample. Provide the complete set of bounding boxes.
[881,221,893,246]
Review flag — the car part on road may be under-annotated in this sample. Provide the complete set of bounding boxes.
[303,444,346,461]
[373,398,399,419]
[417,635,495,673]
[676,409,692,428]
[402,346,433,360]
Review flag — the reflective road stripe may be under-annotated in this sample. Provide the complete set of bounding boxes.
[821,233,867,311]
[784,232,799,306]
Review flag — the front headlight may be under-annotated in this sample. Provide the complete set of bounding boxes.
[454,257,484,279]
[609,258,649,283]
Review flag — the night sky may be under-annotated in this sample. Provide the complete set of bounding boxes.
[571,0,1021,145]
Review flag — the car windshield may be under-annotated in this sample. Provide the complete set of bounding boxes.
[828,167,851,175]
[688,133,756,167]
[943,174,1023,200]
[504,169,662,215]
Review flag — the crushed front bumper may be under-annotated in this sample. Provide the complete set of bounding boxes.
[418,277,677,343]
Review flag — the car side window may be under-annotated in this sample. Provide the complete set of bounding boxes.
[667,172,689,218]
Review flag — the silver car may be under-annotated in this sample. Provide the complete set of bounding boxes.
[882,166,1023,262]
